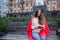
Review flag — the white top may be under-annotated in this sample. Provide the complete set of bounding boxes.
[31,17,41,33]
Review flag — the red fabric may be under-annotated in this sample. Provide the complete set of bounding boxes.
[26,18,50,40]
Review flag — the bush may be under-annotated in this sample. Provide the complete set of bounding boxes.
[0,17,60,31]
[46,18,56,22]
[0,17,29,32]
[0,17,6,31]
[7,17,30,22]
[47,17,60,28]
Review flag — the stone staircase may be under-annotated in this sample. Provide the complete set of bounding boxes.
[3,22,59,40]
[0,31,59,40]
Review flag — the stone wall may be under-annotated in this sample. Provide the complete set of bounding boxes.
[45,11,60,18]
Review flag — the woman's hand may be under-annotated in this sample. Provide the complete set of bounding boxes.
[38,24,45,29]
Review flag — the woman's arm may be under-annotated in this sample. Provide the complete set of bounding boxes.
[38,24,45,29]
[38,18,46,29]
[32,23,45,30]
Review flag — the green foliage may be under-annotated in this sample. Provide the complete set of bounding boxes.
[0,17,30,31]
[46,18,56,22]
[0,17,60,31]
[0,17,6,31]
[7,17,30,22]
[56,19,60,28]
[47,17,60,28]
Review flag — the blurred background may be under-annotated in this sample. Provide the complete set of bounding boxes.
[0,0,60,40]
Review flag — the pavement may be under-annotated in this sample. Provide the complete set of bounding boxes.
[0,31,59,40]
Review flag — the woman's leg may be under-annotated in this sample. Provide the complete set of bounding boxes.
[41,36,46,40]
[32,32,41,40]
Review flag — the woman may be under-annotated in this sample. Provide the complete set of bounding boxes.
[26,9,50,40]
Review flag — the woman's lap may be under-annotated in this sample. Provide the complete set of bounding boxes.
[32,32,46,40]
[41,36,46,40]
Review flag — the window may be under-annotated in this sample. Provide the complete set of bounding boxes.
[47,0,50,5]
[18,4,21,8]
[52,1,56,4]
[53,0,56,1]
[20,0,24,2]
[16,0,18,2]
[22,4,24,11]
[38,2,41,5]
[0,0,2,4]
[26,0,28,1]
[26,3,28,7]
[53,7,56,10]
[0,6,1,9]
[18,0,19,2]
[14,0,16,3]
[14,5,16,8]
[31,3,32,6]
[18,10,20,12]
[52,0,56,4]
[26,9,28,12]
[47,7,50,11]
[59,4,60,7]
[14,10,16,13]
[28,0,30,1]
[47,2,50,5]
[0,1,2,4]
[18,0,20,2]
[53,2,56,4]
[0,11,1,13]
[31,8,33,12]
[18,4,20,8]
[8,11,9,13]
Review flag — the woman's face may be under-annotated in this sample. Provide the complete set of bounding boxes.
[38,10,41,16]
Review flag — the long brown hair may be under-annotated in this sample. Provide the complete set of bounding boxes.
[34,8,45,25]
